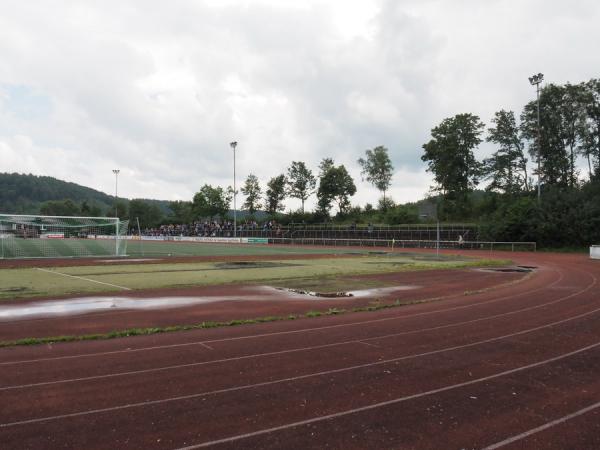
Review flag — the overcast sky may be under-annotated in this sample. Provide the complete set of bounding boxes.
[1,0,599,211]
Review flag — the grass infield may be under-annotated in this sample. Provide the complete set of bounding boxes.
[0,253,508,300]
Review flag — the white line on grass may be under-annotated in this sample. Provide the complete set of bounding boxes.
[35,268,132,291]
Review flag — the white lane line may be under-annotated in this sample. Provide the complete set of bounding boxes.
[2,292,599,425]
[1,269,590,390]
[482,400,600,450]
[198,342,213,351]
[35,268,132,291]
[357,341,380,348]
[3,290,599,391]
[1,267,564,366]
[176,341,600,448]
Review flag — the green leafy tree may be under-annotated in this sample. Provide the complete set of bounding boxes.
[80,200,102,217]
[358,145,394,207]
[317,158,356,215]
[39,199,81,216]
[241,174,262,215]
[192,184,232,219]
[287,161,316,213]
[580,79,600,179]
[128,199,164,228]
[168,200,194,224]
[521,83,587,188]
[421,113,484,217]
[316,158,335,213]
[560,83,588,186]
[106,199,129,220]
[265,174,287,214]
[483,110,529,194]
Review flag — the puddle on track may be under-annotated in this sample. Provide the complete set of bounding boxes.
[0,285,420,320]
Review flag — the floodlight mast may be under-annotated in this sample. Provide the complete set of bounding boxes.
[230,141,238,238]
[529,73,544,203]
[112,169,120,217]
[112,169,120,255]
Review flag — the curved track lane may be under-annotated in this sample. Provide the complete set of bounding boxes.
[0,250,599,449]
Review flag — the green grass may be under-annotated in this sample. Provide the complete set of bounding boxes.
[0,254,510,301]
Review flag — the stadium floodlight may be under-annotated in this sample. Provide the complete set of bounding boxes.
[230,141,238,238]
[529,73,544,203]
[0,214,129,259]
[112,169,120,217]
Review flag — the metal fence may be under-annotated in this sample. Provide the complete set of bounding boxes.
[238,223,479,242]
[266,237,537,252]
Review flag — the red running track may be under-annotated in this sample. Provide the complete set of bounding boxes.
[0,250,599,449]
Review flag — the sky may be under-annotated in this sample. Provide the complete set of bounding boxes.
[1,0,599,212]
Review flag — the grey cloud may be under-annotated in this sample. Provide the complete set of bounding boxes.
[0,0,599,207]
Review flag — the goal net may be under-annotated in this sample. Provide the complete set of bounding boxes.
[0,214,129,259]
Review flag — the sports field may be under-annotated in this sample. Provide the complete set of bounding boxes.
[0,247,494,301]
[1,243,599,449]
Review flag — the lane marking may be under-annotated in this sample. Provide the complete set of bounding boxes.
[35,268,132,291]
[1,288,598,425]
[1,270,593,390]
[16,338,590,447]
[357,341,380,348]
[1,267,564,366]
[482,400,600,449]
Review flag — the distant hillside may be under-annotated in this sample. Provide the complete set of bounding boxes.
[0,172,171,215]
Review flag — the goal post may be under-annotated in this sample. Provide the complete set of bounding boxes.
[0,214,129,259]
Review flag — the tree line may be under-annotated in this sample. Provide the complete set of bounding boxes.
[162,147,397,226]
[3,77,599,247]
[421,77,600,246]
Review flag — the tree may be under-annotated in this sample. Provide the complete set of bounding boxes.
[106,199,129,220]
[168,200,194,224]
[521,83,585,188]
[241,174,262,215]
[482,110,529,194]
[80,200,102,217]
[316,158,335,213]
[265,174,287,214]
[192,184,232,219]
[316,158,356,215]
[357,146,394,207]
[39,199,81,216]
[580,79,600,179]
[128,199,164,228]
[286,161,316,213]
[421,113,484,216]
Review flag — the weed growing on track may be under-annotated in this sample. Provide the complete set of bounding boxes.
[0,298,428,348]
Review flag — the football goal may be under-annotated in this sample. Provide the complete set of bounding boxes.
[0,214,129,259]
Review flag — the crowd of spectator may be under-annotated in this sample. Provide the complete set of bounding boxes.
[132,219,283,237]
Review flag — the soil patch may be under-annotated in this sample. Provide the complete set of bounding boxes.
[214,261,301,270]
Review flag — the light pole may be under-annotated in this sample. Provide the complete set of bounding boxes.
[230,141,238,238]
[420,214,440,257]
[112,169,120,218]
[529,72,544,203]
